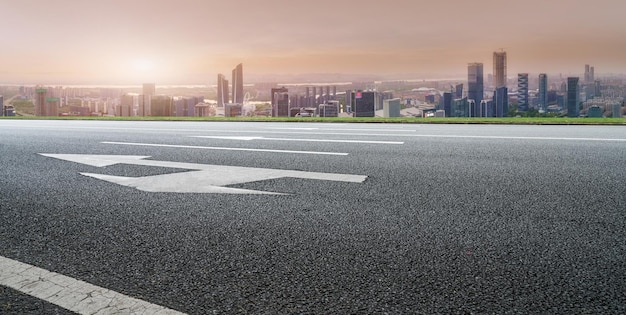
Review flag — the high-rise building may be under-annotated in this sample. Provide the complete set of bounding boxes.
[35,88,48,116]
[217,74,229,107]
[231,63,243,104]
[567,77,580,117]
[467,62,484,116]
[150,95,173,116]
[538,73,548,112]
[319,100,339,117]
[452,97,469,117]
[118,94,134,116]
[455,84,463,99]
[517,73,529,111]
[382,98,401,118]
[442,92,453,117]
[493,86,508,117]
[271,87,289,117]
[353,91,377,117]
[0,95,3,117]
[141,83,155,116]
[493,50,507,88]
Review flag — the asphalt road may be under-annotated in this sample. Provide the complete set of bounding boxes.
[1,120,625,314]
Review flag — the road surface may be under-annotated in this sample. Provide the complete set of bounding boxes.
[1,120,625,314]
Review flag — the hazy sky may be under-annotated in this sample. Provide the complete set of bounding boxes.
[1,0,625,84]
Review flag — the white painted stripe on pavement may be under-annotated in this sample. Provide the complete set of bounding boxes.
[196,130,626,141]
[101,141,349,155]
[191,135,404,144]
[0,255,186,315]
[409,134,626,142]
[4,124,626,142]
[264,127,417,132]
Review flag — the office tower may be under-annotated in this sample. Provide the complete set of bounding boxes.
[46,97,59,117]
[493,50,507,88]
[480,100,494,117]
[305,87,310,107]
[442,92,453,117]
[517,73,529,111]
[382,99,401,117]
[353,91,377,117]
[141,83,155,116]
[590,66,594,82]
[118,94,134,116]
[0,95,3,116]
[467,62,484,116]
[35,87,48,116]
[217,73,229,107]
[319,100,339,117]
[567,77,579,117]
[325,86,330,103]
[452,97,469,117]
[312,87,317,104]
[271,87,289,117]
[231,63,243,104]
[455,84,463,99]
[150,95,174,116]
[538,73,548,112]
[584,65,590,83]
[594,80,601,97]
[493,86,508,117]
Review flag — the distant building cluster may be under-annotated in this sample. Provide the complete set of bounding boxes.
[4,55,625,119]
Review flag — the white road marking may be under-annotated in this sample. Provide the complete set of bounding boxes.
[195,130,626,142]
[409,134,626,142]
[191,135,404,144]
[101,141,349,155]
[0,255,186,315]
[39,154,367,194]
[264,127,416,132]
[3,123,626,142]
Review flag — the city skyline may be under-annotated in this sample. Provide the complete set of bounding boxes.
[1,0,625,84]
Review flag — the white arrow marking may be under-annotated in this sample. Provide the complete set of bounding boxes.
[39,154,367,194]
[101,141,348,156]
[192,136,404,145]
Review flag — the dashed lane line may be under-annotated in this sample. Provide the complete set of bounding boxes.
[191,135,404,144]
[0,255,186,315]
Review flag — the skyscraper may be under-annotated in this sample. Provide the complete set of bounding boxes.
[35,87,48,116]
[467,62,484,117]
[493,86,508,117]
[353,91,377,117]
[455,84,463,99]
[271,87,289,117]
[217,73,229,107]
[231,63,243,104]
[141,83,155,116]
[538,73,548,112]
[517,73,529,111]
[150,95,174,116]
[493,50,507,88]
[567,77,580,117]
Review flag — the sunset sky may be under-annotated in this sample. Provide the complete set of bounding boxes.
[1,0,625,84]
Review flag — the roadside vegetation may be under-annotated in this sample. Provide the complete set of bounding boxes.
[2,115,626,125]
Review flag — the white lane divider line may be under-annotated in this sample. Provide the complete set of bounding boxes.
[0,255,186,315]
[101,141,349,156]
[191,135,404,145]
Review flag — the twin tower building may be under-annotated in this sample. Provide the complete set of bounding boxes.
[461,50,511,118]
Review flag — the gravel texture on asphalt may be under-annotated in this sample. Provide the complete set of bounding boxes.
[1,121,625,314]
